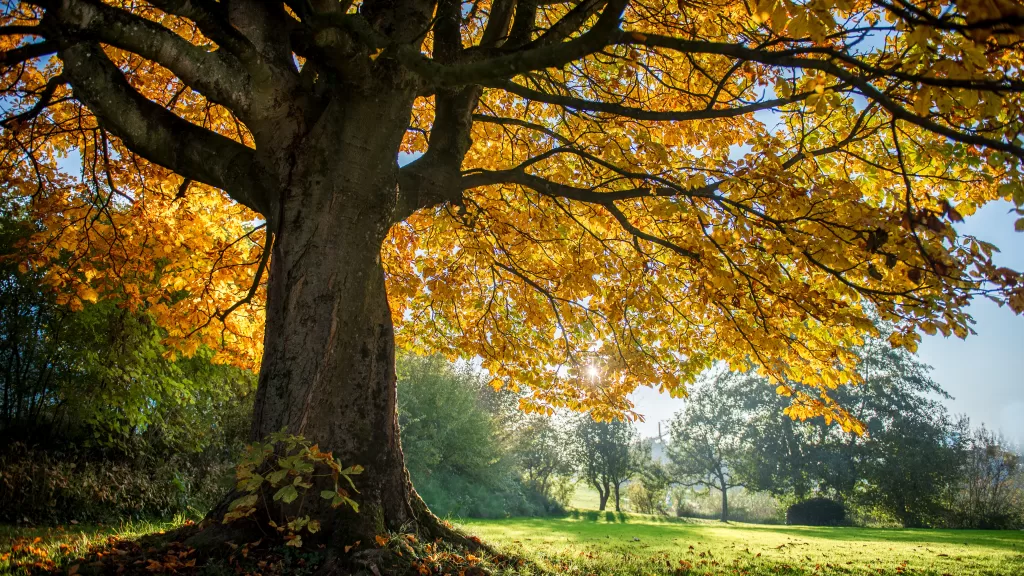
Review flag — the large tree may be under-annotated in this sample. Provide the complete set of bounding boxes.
[2,0,1024,550]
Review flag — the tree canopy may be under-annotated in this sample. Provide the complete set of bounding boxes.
[3,0,1024,438]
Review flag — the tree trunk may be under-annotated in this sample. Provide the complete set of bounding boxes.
[596,483,608,511]
[200,92,453,552]
[614,483,621,512]
[720,486,729,522]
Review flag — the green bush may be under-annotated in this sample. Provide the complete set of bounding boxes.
[786,497,847,526]
[398,354,564,518]
[0,442,233,524]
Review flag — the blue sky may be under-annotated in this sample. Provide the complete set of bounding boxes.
[632,201,1024,443]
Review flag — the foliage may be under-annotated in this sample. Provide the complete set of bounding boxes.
[3,0,1024,436]
[397,354,563,518]
[0,213,257,524]
[0,211,258,454]
[947,427,1024,529]
[627,446,671,516]
[572,416,638,512]
[223,430,362,548]
[667,371,750,521]
[785,498,847,527]
[0,443,229,525]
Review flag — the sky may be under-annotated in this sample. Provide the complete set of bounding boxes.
[630,201,1024,444]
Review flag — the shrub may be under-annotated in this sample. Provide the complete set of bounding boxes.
[0,443,233,524]
[786,497,846,526]
[398,354,567,518]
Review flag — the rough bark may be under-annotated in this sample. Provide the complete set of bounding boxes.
[190,85,461,553]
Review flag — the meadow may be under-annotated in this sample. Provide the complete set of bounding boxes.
[458,514,1024,576]
[3,509,1022,575]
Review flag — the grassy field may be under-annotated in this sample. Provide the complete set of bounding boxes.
[457,514,1024,576]
[567,483,614,511]
[3,511,1022,575]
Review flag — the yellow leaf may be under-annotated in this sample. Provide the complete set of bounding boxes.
[77,286,99,304]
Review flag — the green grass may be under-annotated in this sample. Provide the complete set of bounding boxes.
[457,515,1024,575]
[566,482,631,512]
[4,514,1022,575]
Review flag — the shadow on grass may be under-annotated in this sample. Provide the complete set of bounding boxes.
[566,509,696,525]
[749,524,1024,550]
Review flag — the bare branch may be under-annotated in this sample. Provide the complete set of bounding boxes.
[489,79,821,121]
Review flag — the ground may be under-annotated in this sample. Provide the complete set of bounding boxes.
[458,515,1024,575]
[3,513,1021,575]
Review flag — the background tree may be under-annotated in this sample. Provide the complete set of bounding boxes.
[950,427,1024,529]
[737,333,969,526]
[398,354,572,517]
[3,0,1024,550]
[668,372,749,522]
[514,415,575,503]
[627,440,672,515]
[574,416,637,511]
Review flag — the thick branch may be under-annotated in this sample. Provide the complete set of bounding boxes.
[59,42,274,217]
[0,40,57,67]
[393,0,626,87]
[147,0,263,68]
[461,169,704,260]
[462,168,718,202]
[49,0,253,115]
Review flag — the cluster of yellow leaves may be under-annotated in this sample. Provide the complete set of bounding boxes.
[4,0,1024,429]
[2,4,264,370]
[389,0,1024,427]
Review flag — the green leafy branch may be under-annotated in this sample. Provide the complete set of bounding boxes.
[223,429,362,547]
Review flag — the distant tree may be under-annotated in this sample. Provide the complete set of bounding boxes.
[859,413,968,527]
[397,354,568,517]
[628,440,672,515]
[950,427,1024,529]
[573,416,637,512]
[726,373,816,501]
[736,334,968,526]
[514,415,574,502]
[668,371,750,522]
[396,355,510,515]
